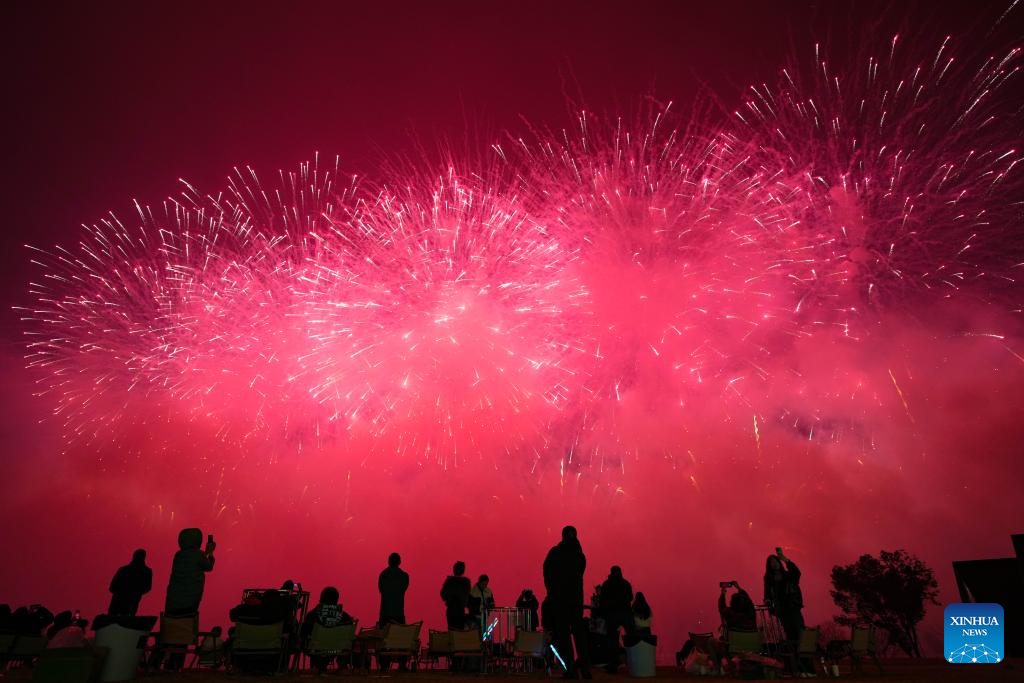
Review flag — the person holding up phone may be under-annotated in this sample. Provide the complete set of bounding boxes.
[718,581,756,631]
[763,548,804,642]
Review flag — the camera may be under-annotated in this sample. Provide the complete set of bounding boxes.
[719,581,733,588]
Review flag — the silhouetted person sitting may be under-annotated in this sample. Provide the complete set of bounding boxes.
[378,552,409,626]
[230,589,291,625]
[764,549,804,643]
[301,586,354,674]
[47,611,90,648]
[108,549,153,616]
[0,604,13,633]
[543,525,590,679]
[468,574,495,626]
[632,593,652,635]
[165,528,215,617]
[516,589,540,631]
[598,565,634,672]
[440,561,471,629]
[718,581,756,631]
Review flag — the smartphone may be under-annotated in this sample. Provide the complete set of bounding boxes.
[719,581,732,588]
[208,534,214,545]
[775,546,783,554]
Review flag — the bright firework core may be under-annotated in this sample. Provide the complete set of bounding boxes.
[6,21,1024,663]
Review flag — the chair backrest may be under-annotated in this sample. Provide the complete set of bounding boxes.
[159,613,198,647]
[726,628,762,654]
[234,621,284,651]
[9,635,48,657]
[449,628,483,654]
[851,626,874,654]
[798,627,820,654]
[381,621,421,651]
[428,629,452,654]
[308,621,357,653]
[29,647,103,683]
[513,629,546,657]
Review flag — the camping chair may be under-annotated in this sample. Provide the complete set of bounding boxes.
[377,621,421,671]
[306,620,357,672]
[828,625,883,673]
[422,629,452,670]
[29,646,108,683]
[4,635,48,669]
[0,633,15,668]
[788,627,821,677]
[725,628,784,676]
[194,631,226,670]
[449,627,485,673]
[232,621,287,673]
[151,613,198,669]
[512,629,546,672]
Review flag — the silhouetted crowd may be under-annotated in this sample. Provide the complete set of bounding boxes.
[2,527,812,678]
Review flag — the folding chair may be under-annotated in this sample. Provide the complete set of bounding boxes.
[423,629,452,670]
[848,625,883,673]
[29,646,108,683]
[232,621,287,673]
[377,621,421,671]
[512,629,546,672]
[306,621,357,672]
[789,627,821,677]
[449,627,485,673]
[5,635,47,669]
[153,613,198,669]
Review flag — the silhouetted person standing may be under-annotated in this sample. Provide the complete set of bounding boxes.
[378,552,410,625]
[764,549,804,642]
[165,528,216,616]
[543,525,590,679]
[516,589,540,631]
[598,565,633,672]
[108,549,153,615]
[440,561,471,629]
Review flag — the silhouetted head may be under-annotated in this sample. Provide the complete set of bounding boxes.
[52,610,73,629]
[453,561,466,576]
[132,549,146,564]
[765,555,782,577]
[633,592,651,620]
[610,566,623,579]
[388,552,401,567]
[478,574,489,587]
[561,525,578,542]
[731,589,754,613]
[177,528,203,550]
[210,626,223,637]
[281,580,295,591]
[320,586,340,605]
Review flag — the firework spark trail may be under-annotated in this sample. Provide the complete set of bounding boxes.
[20,36,1024,470]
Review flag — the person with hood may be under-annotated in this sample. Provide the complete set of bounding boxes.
[440,561,471,629]
[378,552,409,626]
[763,548,804,642]
[598,566,633,672]
[468,574,495,627]
[165,528,216,616]
[543,525,590,679]
[301,586,354,674]
[515,589,540,631]
[108,549,153,616]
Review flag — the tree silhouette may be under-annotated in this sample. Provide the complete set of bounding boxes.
[830,550,940,658]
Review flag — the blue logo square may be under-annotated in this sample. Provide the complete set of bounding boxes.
[944,603,1004,663]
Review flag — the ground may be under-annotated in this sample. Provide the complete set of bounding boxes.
[4,660,1024,682]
